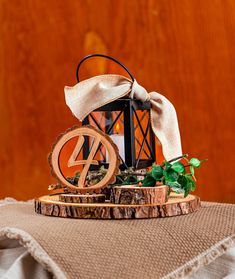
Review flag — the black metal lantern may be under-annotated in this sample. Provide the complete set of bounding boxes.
[77,54,156,170]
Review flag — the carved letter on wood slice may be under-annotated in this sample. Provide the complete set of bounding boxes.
[49,125,120,194]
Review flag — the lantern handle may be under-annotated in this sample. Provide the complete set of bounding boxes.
[76,54,135,82]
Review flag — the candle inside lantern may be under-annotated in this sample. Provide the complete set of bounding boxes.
[106,123,125,162]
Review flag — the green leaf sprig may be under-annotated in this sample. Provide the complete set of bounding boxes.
[141,154,207,197]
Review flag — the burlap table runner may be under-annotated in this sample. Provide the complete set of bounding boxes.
[0,201,234,279]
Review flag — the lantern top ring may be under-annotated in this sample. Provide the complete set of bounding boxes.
[76,54,135,83]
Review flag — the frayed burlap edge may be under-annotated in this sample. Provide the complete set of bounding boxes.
[0,227,66,279]
[163,235,235,279]
[0,197,33,207]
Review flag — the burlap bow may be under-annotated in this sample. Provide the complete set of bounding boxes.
[64,74,182,161]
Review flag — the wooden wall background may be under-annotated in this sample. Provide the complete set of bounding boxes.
[0,0,234,203]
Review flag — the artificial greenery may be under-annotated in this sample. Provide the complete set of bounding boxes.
[141,154,207,197]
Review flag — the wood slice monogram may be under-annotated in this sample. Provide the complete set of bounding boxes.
[49,125,120,194]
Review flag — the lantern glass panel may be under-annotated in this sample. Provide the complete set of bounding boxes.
[86,111,125,164]
[133,110,155,169]
[134,111,150,160]
[82,99,156,170]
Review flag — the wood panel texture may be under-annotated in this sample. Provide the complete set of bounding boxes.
[0,0,234,202]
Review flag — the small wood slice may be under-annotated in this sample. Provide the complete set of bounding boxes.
[59,194,105,204]
[35,194,201,219]
[110,185,168,205]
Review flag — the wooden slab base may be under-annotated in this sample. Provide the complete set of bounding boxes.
[35,194,200,219]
